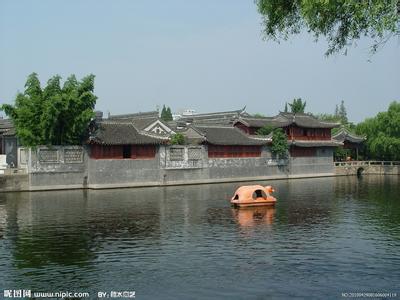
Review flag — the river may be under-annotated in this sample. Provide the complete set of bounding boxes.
[0,175,399,299]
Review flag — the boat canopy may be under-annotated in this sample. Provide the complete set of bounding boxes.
[233,185,269,200]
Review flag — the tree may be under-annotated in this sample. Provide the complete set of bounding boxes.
[1,73,97,146]
[288,98,306,113]
[356,101,400,160]
[338,100,348,124]
[284,102,288,113]
[170,133,185,145]
[253,113,265,117]
[161,105,167,120]
[315,113,341,123]
[161,105,173,121]
[256,124,274,136]
[270,128,289,158]
[256,0,400,55]
[166,107,173,121]
[335,104,339,117]
[315,112,355,135]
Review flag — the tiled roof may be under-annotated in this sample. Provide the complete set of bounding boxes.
[0,119,15,136]
[179,126,206,145]
[195,125,266,146]
[235,117,277,128]
[278,113,340,128]
[289,140,343,147]
[89,121,169,145]
[2,127,16,136]
[235,113,339,129]
[332,127,365,143]
[192,118,233,126]
[179,107,247,123]
[108,111,159,120]
[131,117,159,130]
[107,111,175,134]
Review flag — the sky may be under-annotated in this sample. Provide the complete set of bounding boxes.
[0,0,399,123]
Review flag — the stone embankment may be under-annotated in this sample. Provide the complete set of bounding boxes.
[334,161,400,176]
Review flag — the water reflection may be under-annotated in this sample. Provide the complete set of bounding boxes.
[335,175,400,240]
[232,207,275,227]
[0,176,399,299]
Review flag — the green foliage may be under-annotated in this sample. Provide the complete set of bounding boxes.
[166,107,173,121]
[315,113,341,123]
[332,122,356,135]
[1,73,97,146]
[284,102,288,113]
[253,113,265,117]
[337,100,348,124]
[256,124,274,136]
[170,133,185,145]
[334,147,352,161]
[315,111,355,135]
[161,105,173,121]
[288,98,306,113]
[356,101,400,160]
[161,105,167,120]
[256,0,400,55]
[270,128,288,158]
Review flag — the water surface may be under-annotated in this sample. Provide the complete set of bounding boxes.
[1,176,399,299]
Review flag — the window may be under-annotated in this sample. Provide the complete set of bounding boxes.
[253,189,267,199]
[290,147,316,157]
[208,145,261,158]
[132,145,156,159]
[91,144,156,159]
[188,147,202,160]
[169,147,184,161]
[123,145,131,158]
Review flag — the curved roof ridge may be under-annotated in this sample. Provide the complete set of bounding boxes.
[181,107,246,118]
[108,111,159,119]
[332,126,366,143]
[193,125,266,146]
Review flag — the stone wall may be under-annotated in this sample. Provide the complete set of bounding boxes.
[88,155,161,188]
[335,161,400,176]
[87,145,291,188]
[289,148,334,176]
[0,174,29,192]
[5,145,338,191]
[27,146,87,190]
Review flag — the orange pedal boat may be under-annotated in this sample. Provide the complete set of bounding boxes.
[231,185,277,207]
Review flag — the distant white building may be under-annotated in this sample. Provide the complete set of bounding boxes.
[173,109,196,120]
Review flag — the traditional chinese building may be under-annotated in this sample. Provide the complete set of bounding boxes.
[88,120,169,159]
[108,111,174,136]
[194,125,269,158]
[234,112,342,157]
[232,116,275,135]
[0,118,18,167]
[332,127,365,160]
[178,107,249,126]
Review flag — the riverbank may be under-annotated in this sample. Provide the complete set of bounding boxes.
[1,146,398,192]
[1,169,399,192]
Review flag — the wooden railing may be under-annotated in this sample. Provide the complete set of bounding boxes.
[334,161,400,167]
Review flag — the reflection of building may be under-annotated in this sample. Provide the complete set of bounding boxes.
[332,127,365,160]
